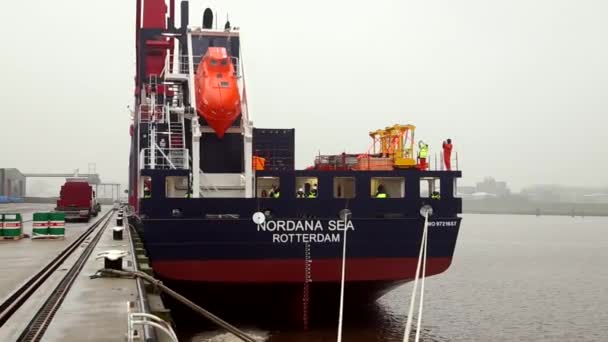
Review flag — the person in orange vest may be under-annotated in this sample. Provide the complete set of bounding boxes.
[442,138,453,171]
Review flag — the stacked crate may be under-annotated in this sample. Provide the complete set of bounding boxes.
[32,212,50,237]
[49,212,66,237]
[32,212,66,239]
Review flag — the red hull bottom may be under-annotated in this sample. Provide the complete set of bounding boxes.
[153,258,453,328]
[152,257,453,283]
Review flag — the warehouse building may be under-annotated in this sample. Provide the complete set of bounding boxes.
[0,168,26,198]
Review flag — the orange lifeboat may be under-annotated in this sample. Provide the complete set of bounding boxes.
[194,47,241,138]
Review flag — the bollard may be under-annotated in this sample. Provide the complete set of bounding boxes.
[113,226,124,240]
[105,256,123,270]
[97,250,128,271]
[116,218,123,226]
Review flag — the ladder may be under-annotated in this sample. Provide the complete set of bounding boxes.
[168,112,185,149]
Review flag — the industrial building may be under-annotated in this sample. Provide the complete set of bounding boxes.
[0,168,26,198]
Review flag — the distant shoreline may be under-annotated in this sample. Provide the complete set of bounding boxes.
[463,199,608,217]
[463,209,607,217]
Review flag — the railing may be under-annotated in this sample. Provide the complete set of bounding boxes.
[176,54,241,77]
[127,302,178,342]
[353,155,394,171]
[309,151,460,172]
[437,151,460,171]
[140,147,189,170]
[139,104,166,123]
[199,170,219,193]
[313,154,361,170]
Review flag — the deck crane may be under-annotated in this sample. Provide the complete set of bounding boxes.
[369,124,417,168]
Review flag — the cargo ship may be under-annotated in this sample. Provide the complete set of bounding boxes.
[128,0,462,324]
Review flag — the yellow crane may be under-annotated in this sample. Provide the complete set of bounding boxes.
[368,124,417,168]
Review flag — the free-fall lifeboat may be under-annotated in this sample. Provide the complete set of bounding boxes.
[194,47,241,138]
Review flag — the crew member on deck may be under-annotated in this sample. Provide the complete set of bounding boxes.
[297,188,305,198]
[269,185,280,198]
[442,138,453,171]
[375,184,388,198]
[308,185,318,198]
[418,140,429,170]
[157,137,167,169]
[431,191,441,199]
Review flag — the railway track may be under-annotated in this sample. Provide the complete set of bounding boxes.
[0,209,115,340]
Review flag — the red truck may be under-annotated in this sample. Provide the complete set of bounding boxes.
[55,178,101,222]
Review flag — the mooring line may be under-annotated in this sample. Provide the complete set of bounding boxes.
[402,209,430,342]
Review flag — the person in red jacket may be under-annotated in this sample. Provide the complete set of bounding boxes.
[443,139,453,170]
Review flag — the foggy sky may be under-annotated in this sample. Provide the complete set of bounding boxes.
[1,0,607,194]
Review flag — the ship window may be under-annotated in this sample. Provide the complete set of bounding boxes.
[165,176,190,198]
[371,177,405,198]
[141,176,152,198]
[217,73,223,78]
[221,58,228,65]
[334,177,355,198]
[220,81,230,88]
[420,177,440,199]
[210,59,218,65]
[296,177,318,198]
[256,176,280,198]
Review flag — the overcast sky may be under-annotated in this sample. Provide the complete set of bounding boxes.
[1,0,607,195]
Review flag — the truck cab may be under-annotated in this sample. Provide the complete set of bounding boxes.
[55,178,99,222]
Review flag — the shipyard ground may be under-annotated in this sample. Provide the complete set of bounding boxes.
[0,203,171,341]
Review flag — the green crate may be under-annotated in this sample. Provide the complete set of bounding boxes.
[49,212,65,236]
[2,213,22,237]
[32,212,50,236]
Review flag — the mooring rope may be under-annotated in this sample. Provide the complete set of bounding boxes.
[336,217,350,342]
[402,209,430,342]
[94,269,258,342]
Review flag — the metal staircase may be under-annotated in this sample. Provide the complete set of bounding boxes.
[138,78,189,170]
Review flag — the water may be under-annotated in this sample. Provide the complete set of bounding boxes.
[180,214,608,341]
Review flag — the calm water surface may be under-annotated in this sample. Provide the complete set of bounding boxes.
[180,214,608,341]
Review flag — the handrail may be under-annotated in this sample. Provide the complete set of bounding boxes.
[438,151,460,171]
[97,269,259,342]
[178,54,240,77]
[124,217,157,342]
[130,312,178,342]
[199,170,219,193]
[127,301,177,342]
[140,148,189,170]
[139,104,166,123]
[154,143,176,169]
